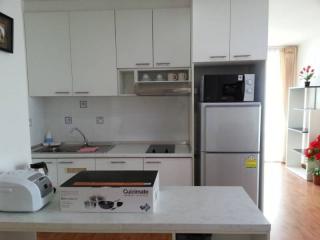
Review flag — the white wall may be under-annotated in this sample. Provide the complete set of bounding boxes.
[0,0,31,171]
[297,35,320,86]
[0,1,35,239]
[29,96,190,144]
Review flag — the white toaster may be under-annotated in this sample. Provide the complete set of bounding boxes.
[0,169,54,212]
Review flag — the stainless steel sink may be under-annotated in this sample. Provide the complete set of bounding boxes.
[33,143,114,153]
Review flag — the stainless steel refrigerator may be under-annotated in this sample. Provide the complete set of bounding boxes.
[200,102,261,203]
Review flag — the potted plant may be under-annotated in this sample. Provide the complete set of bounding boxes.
[299,65,315,87]
[313,168,320,185]
[304,135,320,184]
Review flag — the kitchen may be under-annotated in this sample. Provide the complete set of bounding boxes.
[0,0,269,239]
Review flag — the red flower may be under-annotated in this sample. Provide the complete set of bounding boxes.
[305,148,314,158]
[316,153,320,160]
[311,69,315,72]
[310,140,320,148]
[300,71,304,74]
[317,135,320,142]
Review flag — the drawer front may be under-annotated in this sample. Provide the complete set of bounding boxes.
[57,159,95,185]
[144,158,192,186]
[96,158,143,171]
[32,158,58,186]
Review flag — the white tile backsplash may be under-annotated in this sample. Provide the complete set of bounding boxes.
[29,96,189,144]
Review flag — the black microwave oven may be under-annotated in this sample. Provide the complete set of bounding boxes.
[200,74,255,102]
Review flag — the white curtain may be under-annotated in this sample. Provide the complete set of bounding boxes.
[265,48,286,162]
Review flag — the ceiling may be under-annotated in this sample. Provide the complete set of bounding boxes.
[269,0,320,46]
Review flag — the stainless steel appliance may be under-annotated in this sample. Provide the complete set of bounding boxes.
[200,102,261,203]
[200,74,255,102]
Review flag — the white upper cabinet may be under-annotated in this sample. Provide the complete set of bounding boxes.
[229,0,268,61]
[153,8,191,68]
[70,11,117,96]
[192,0,230,63]
[192,0,268,63]
[25,12,73,96]
[116,9,153,68]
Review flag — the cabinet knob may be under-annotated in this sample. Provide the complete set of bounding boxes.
[233,54,251,58]
[209,56,226,59]
[55,91,70,94]
[135,63,151,66]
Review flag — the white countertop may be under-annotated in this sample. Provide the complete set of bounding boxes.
[0,187,270,235]
[32,143,192,159]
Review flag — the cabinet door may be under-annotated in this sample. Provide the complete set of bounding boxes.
[153,8,191,68]
[116,9,153,68]
[24,12,72,96]
[192,0,230,63]
[57,159,95,185]
[230,0,268,61]
[32,159,58,187]
[96,158,143,171]
[70,11,117,96]
[144,158,192,186]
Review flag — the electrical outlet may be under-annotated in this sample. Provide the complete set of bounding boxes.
[96,116,104,125]
[64,116,72,125]
[80,100,88,109]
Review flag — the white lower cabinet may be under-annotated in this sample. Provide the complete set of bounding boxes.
[96,158,143,171]
[57,159,95,185]
[32,159,58,187]
[32,157,192,187]
[143,158,192,186]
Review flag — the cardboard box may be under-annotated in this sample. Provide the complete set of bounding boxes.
[60,171,159,213]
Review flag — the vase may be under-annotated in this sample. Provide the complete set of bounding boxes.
[305,81,310,87]
[314,175,320,185]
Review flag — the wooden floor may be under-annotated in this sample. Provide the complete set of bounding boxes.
[263,162,320,240]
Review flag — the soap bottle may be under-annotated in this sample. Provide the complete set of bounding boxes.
[44,131,53,144]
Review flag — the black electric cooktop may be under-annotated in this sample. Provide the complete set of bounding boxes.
[146,144,175,154]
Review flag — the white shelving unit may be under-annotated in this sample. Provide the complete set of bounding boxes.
[286,87,320,180]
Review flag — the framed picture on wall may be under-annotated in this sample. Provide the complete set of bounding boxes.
[0,12,13,53]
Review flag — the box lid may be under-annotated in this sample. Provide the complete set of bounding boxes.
[61,171,158,187]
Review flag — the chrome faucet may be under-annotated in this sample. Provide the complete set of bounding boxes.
[70,127,89,147]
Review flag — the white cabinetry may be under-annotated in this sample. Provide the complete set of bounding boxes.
[69,11,117,96]
[115,9,153,68]
[192,0,268,63]
[96,158,143,171]
[229,0,268,61]
[32,159,58,186]
[153,8,191,67]
[25,12,73,96]
[143,158,192,186]
[25,11,117,97]
[192,0,230,62]
[57,159,95,185]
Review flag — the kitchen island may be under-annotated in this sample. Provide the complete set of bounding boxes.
[0,187,270,240]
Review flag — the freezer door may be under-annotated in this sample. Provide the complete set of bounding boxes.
[202,153,259,203]
[201,102,261,152]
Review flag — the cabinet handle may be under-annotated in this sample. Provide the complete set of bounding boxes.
[156,62,170,66]
[74,91,89,94]
[233,54,251,58]
[209,56,226,59]
[110,161,127,164]
[145,161,162,164]
[135,63,150,66]
[55,91,70,94]
[58,161,73,164]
